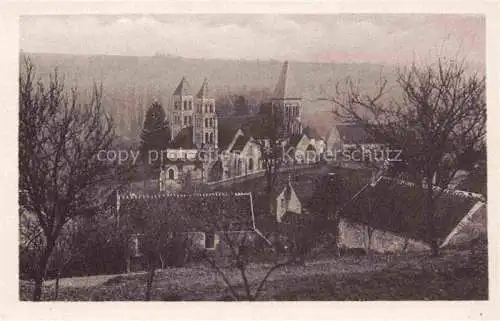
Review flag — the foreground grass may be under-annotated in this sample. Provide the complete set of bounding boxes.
[20,242,487,301]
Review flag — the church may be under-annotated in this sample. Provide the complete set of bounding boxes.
[158,60,325,192]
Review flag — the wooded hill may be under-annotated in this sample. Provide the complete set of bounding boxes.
[22,52,399,139]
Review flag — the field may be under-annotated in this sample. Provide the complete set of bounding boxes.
[20,239,487,301]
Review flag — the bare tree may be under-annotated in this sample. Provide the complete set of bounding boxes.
[254,103,287,219]
[329,58,486,256]
[50,218,84,300]
[19,57,117,300]
[120,195,188,301]
[202,230,291,301]
[187,193,292,301]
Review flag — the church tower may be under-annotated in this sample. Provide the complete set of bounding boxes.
[271,61,302,137]
[170,77,194,141]
[194,78,218,149]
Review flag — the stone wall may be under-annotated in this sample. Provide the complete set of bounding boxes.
[338,218,429,253]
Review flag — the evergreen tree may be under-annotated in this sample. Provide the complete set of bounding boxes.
[129,105,138,137]
[140,101,170,167]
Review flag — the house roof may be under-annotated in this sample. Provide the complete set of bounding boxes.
[272,61,302,100]
[273,175,317,206]
[303,126,322,140]
[173,77,192,96]
[196,78,210,99]
[341,176,484,244]
[335,123,376,144]
[287,134,305,149]
[118,192,256,232]
[231,135,250,152]
[171,126,196,149]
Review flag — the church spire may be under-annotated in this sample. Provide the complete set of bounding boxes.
[173,77,192,96]
[272,60,301,100]
[196,78,210,98]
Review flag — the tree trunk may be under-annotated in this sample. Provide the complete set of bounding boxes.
[145,264,155,301]
[430,239,440,257]
[32,270,44,302]
[159,254,165,270]
[54,270,61,300]
[425,180,440,257]
[32,240,55,301]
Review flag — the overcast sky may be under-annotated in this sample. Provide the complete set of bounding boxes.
[20,14,484,65]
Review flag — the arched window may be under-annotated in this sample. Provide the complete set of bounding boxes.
[205,118,208,128]
[168,168,175,180]
[209,133,214,144]
[189,101,192,110]
[210,104,214,113]
[248,158,254,171]
[205,132,209,144]
[183,101,187,110]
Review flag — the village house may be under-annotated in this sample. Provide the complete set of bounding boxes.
[265,170,486,254]
[336,176,486,253]
[116,191,271,272]
[218,128,263,180]
[285,133,320,165]
[326,122,384,159]
[303,126,326,155]
[273,175,317,223]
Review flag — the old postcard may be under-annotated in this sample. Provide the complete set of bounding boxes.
[1,1,499,320]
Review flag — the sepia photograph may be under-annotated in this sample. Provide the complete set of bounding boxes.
[16,12,488,304]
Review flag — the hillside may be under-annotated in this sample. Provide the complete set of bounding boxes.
[21,52,399,139]
[19,238,487,301]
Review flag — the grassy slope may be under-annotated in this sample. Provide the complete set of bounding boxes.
[20,240,487,301]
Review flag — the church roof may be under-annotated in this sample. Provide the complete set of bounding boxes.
[218,117,246,150]
[218,115,269,148]
[196,78,210,98]
[173,77,192,96]
[272,61,302,100]
[171,126,196,149]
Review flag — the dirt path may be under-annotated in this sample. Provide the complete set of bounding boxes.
[43,271,147,288]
